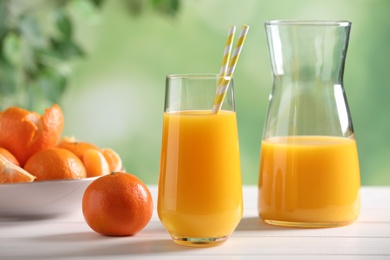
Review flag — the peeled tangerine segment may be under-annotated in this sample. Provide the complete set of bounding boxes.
[83,149,110,177]
[101,148,123,172]
[57,137,100,160]
[0,154,36,184]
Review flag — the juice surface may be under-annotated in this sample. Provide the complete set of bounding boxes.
[259,135,360,226]
[158,110,243,238]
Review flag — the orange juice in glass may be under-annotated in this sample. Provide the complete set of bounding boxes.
[259,21,361,227]
[158,74,243,246]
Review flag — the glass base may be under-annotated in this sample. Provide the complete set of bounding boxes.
[171,235,228,247]
[264,219,352,228]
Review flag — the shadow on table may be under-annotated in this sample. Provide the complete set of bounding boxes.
[32,231,199,258]
[236,217,295,231]
[0,214,64,222]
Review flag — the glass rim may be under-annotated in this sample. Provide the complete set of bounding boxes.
[265,20,351,27]
[167,73,233,80]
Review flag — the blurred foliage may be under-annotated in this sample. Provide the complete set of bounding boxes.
[0,0,180,112]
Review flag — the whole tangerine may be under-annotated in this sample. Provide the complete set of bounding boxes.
[82,172,153,236]
[24,147,86,181]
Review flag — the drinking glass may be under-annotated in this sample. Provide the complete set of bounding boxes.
[158,74,243,246]
[258,20,361,228]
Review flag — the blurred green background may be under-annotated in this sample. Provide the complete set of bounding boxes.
[3,0,390,185]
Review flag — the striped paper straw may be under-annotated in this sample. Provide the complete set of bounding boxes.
[218,26,236,85]
[212,24,250,114]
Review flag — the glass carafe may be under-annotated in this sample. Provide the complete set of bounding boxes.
[258,20,361,227]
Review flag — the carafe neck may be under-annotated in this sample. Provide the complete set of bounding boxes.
[266,20,351,84]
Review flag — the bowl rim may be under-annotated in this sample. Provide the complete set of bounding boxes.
[0,176,99,187]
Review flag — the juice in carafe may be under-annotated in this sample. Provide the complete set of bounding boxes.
[259,135,360,227]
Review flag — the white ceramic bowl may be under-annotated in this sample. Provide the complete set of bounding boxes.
[0,177,98,219]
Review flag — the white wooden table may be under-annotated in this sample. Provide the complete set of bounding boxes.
[1,186,389,259]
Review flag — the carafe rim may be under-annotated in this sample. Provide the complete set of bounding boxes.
[265,20,351,27]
